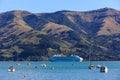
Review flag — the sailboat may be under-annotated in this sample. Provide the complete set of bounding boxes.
[88,39,95,70]
[88,54,95,69]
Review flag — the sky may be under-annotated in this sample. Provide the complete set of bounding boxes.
[0,0,120,13]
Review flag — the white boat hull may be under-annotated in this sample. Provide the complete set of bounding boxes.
[100,66,108,73]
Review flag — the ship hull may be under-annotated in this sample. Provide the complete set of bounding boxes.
[49,56,83,62]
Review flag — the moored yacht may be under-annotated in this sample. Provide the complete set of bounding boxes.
[8,66,15,72]
[88,64,96,69]
[100,66,108,73]
[49,54,83,62]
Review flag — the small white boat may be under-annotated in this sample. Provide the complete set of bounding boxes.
[8,66,15,72]
[16,63,20,66]
[100,66,108,73]
[41,64,46,68]
[88,64,96,69]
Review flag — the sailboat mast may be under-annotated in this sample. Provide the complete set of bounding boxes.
[88,37,95,69]
[89,42,92,65]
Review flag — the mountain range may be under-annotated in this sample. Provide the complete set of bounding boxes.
[0,8,120,61]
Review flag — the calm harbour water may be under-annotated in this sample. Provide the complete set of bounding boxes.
[0,61,120,80]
